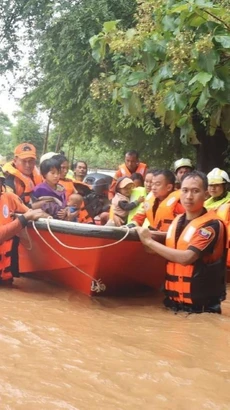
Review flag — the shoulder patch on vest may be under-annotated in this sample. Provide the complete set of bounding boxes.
[198,228,211,239]
[3,204,9,218]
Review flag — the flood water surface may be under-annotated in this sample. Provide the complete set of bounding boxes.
[0,279,229,409]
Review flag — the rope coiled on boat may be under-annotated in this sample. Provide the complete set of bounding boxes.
[23,220,131,293]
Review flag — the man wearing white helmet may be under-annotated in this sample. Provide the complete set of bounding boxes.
[174,158,193,189]
[205,168,230,210]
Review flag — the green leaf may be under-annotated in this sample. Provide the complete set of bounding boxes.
[120,87,132,99]
[162,15,177,31]
[103,21,119,33]
[126,71,147,87]
[142,52,157,73]
[177,114,188,127]
[164,91,187,113]
[169,4,189,13]
[209,107,221,136]
[189,72,212,86]
[180,122,199,145]
[196,87,211,112]
[210,77,225,91]
[197,50,219,73]
[214,36,230,48]
[122,93,142,117]
[194,0,213,7]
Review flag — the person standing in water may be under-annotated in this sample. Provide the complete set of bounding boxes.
[137,171,227,314]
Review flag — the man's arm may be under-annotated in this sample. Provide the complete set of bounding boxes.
[136,227,199,265]
[0,208,48,244]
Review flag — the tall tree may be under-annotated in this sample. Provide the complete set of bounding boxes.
[11,110,44,157]
[0,112,13,157]
[90,0,230,171]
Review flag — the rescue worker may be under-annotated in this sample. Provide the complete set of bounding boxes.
[174,158,193,189]
[3,143,42,206]
[127,169,184,231]
[205,168,230,210]
[108,150,147,200]
[205,168,230,268]
[0,169,48,285]
[137,171,227,314]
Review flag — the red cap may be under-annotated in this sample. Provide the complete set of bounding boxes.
[14,143,36,159]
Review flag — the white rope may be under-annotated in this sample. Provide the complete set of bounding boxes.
[31,221,106,293]
[44,218,131,250]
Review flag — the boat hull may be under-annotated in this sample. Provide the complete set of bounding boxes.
[19,220,166,296]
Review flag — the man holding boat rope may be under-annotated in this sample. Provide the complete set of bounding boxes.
[137,171,227,314]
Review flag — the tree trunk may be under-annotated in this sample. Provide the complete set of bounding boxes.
[42,108,53,154]
[55,132,62,152]
[193,117,228,173]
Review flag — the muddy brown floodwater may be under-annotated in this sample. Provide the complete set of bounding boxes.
[0,278,229,410]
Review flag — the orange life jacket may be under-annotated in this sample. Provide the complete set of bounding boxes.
[78,200,94,224]
[0,194,20,281]
[118,162,147,177]
[59,178,75,200]
[165,211,227,306]
[141,190,182,230]
[215,203,230,268]
[3,162,42,205]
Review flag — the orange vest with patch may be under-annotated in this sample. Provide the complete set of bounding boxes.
[165,211,227,305]
[3,162,42,204]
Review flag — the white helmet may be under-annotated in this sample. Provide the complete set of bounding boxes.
[40,152,57,164]
[207,168,230,184]
[174,158,193,173]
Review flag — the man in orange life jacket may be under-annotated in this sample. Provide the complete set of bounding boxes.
[137,171,227,314]
[108,150,147,200]
[0,169,47,285]
[3,143,42,206]
[128,169,184,231]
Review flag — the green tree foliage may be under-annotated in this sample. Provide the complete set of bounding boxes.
[0,0,54,74]
[22,0,193,168]
[0,112,13,157]
[11,111,44,157]
[90,0,230,171]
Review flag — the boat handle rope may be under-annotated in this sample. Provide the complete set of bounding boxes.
[29,221,106,293]
[43,218,131,250]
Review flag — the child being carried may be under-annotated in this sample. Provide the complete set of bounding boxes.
[66,193,84,222]
[107,177,144,227]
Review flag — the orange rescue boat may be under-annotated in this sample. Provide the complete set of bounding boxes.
[18,219,166,296]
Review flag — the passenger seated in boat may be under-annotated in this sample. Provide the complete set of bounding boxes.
[127,169,184,231]
[32,157,67,220]
[66,193,83,222]
[106,177,144,227]
[127,169,157,224]
[52,154,77,200]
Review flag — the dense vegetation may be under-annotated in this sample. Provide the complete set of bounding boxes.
[0,0,229,170]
